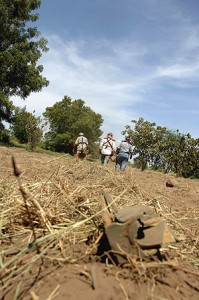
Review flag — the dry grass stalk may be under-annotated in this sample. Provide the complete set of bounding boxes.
[116,270,129,300]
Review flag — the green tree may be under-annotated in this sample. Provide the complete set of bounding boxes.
[11,106,30,143]
[148,125,168,170]
[123,117,157,171]
[25,111,43,151]
[0,92,14,130]
[0,92,14,143]
[43,96,103,154]
[182,136,199,178]
[159,130,187,176]
[0,0,49,130]
[166,133,199,178]
[124,117,199,178]
[11,107,43,150]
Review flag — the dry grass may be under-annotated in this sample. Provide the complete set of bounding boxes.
[0,146,198,299]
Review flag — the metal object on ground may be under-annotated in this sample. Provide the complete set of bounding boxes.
[115,204,153,223]
[101,192,176,264]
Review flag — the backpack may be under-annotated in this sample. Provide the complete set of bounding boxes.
[100,137,115,156]
[77,136,88,152]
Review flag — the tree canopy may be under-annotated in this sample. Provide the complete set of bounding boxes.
[43,96,103,153]
[10,106,44,150]
[0,0,49,99]
[123,117,199,178]
[0,0,49,131]
[0,92,14,130]
[123,118,166,171]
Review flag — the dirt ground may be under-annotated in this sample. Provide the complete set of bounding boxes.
[0,146,198,300]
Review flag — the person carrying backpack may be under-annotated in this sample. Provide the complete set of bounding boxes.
[116,136,133,171]
[73,132,89,162]
[99,132,116,165]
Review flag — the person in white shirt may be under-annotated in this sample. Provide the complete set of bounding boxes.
[99,132,116,165]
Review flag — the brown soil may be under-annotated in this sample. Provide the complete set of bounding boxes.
[0,146,198,300]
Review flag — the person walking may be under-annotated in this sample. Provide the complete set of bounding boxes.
[73,132,89,162]
[116,136,133,171]
[99,132,116,165]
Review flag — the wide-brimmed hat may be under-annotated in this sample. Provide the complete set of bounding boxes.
[79,132,84,136]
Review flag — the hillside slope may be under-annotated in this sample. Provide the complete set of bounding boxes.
[0,146,198,300]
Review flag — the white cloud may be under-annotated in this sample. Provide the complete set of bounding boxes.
[12,16,199,140]
[11,36,144,139]
[156,63,199,79]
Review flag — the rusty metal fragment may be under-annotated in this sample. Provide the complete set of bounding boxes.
[105,220,140,264]
[139,214,161,226]
[100,192,176,264]
[115,204,153,223]
[136,220,174,248]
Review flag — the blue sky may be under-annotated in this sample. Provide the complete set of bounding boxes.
[12,0,199,140]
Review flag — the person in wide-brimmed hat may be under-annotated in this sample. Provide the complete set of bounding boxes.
[73,132,89,162]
